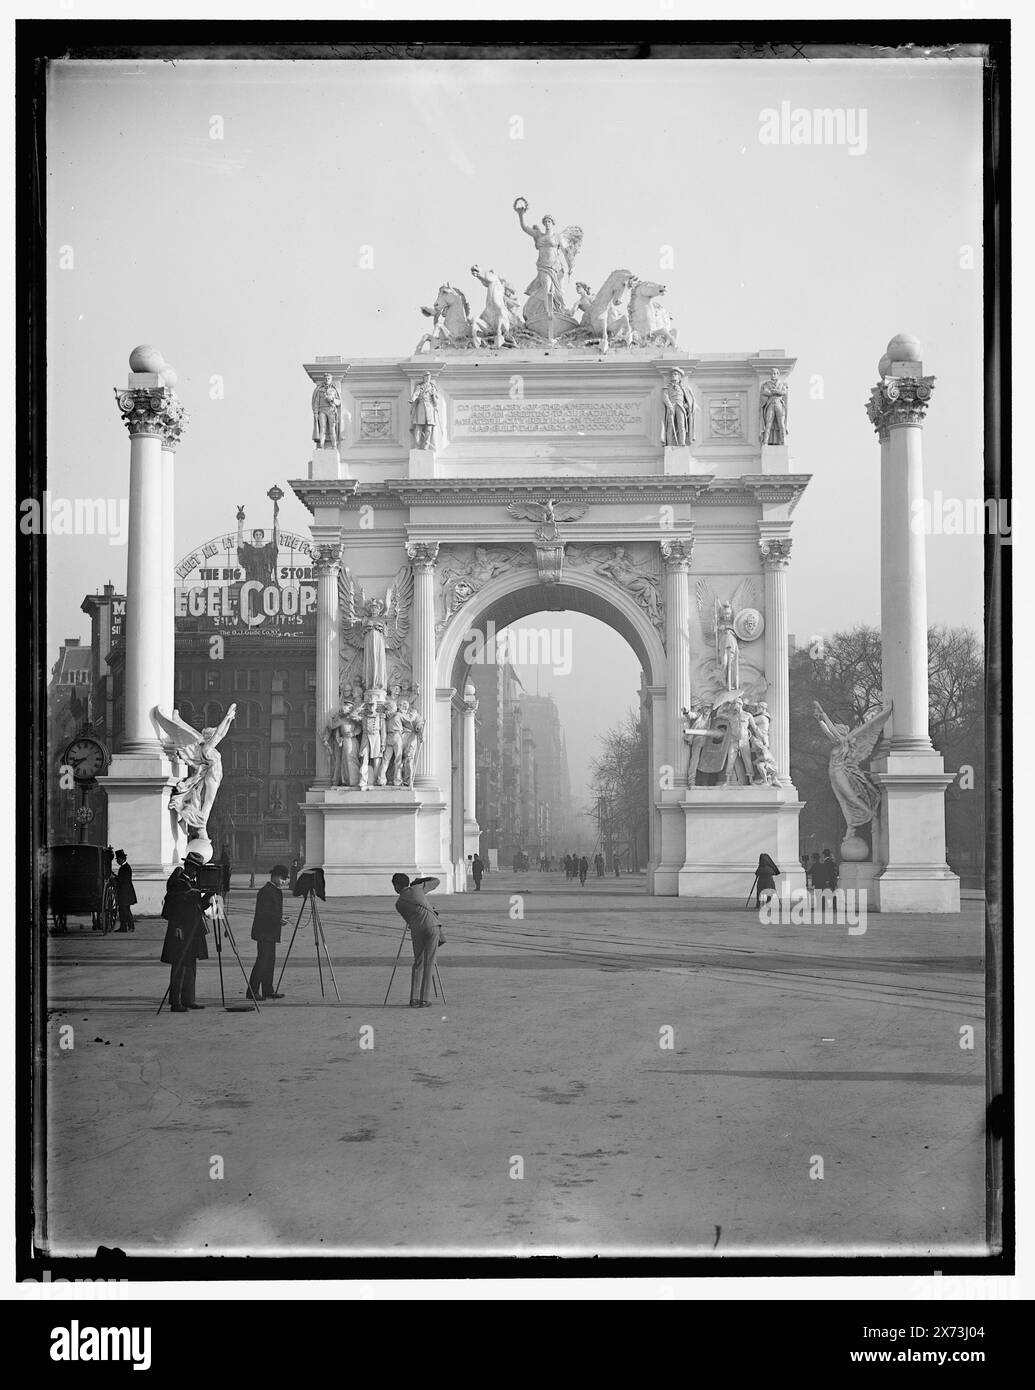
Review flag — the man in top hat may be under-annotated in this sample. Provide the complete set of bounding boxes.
[160,851,214,1013]
[114,849,136,932]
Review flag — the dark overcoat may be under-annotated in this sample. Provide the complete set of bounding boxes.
[160,866,211,964]
[116,863,137,907]
[756,854,781,892]
[251,881,284,943]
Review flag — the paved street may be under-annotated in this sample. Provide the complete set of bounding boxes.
[42,873,987,1257]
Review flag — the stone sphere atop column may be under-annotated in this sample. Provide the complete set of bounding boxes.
[877,353,892,377]
[886,333,923,363]
[129,344,165,373]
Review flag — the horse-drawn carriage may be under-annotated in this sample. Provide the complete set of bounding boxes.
[43,845,118,935]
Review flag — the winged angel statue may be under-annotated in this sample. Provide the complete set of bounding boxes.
[813,701,894,844]
[155,704,237,851]
[695,578,764,693]
[338,563,414,693]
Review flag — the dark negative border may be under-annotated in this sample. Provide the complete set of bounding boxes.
[15,16,1013,1284]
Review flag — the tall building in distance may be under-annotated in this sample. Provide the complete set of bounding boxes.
[468,659,573,866]
[46,636,98,844]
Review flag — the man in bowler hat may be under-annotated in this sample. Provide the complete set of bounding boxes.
[161,851,213,1013]
[247,864,290,1001]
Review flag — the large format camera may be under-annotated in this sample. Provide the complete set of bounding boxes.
[294,867,326,901]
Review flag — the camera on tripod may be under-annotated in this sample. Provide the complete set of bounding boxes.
[294,867,326,901]
[194,863,225,894]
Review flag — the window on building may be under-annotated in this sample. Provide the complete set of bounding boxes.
[174,669,187,692]
[242,700,265,731]
[302,743,315,772]
[234,791,260,819]
[305,670,317,690]
[204,701,223,728]
[234,669,260,692]
[178,701,195,729]
[304,702,316,729]
[232,744,261,773]
[204,669,221,691]
[271,669,290,693]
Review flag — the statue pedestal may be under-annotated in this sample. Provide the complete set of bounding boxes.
[676,784,806,898]
[871,752,961,912]
[100,751,181,915]
[836,860,881,908]
[760,443,791,474]
[310,445,343,480]
[303,784,451,895]
[662,445,711,476]
[409,447,436,478]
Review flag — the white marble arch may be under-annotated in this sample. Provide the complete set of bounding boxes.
[435,562,669,889]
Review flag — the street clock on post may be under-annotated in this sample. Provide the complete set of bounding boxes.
[61,736,109,783]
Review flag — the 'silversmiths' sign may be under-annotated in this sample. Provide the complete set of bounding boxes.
[451,397,646,437]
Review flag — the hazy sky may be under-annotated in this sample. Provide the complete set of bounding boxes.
[45,54,985,806]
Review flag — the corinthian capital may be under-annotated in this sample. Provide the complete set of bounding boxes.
[865,375,935,440]
[114,385,187,442]
[758,537,792,570]
[314,543,343,577]
[406,541,440,571]
[660,537,694,572]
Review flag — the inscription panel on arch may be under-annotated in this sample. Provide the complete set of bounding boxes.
[451,395,648,439]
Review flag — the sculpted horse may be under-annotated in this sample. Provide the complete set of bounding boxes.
[414,284,478,353]
[471,265,519,348]
[572,268,635,349]
[628,278,678,347]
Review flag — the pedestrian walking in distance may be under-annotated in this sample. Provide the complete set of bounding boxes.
[578,854,589,887]
[472,854,484,890]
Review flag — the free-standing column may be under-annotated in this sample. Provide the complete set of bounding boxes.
[158,372,186,720]
[462,685,479,833]
[661,537,694,788]
[867,351,936,752]
[407,542,440,786]
[864,334,958,911]
[758,535,792,783]
[313,543,342,787]
[115,356,187,754]
[104,347,186,910]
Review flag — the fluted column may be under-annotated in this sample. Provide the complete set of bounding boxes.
[463,690,479,828]
[407,542,440,786]
[159,386,186,720]
[661,537,694,788]
[866,364,937,752]
[758,536,792,783]
[115,375,187,754]
[313,543,342,787]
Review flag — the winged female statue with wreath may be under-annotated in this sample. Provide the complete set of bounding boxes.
[338,563,414,694]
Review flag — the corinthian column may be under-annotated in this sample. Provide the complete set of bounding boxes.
[114,357,188,754]
[866,347,937,752]
[407,542,440,786]
[758,535,792,783]
[661,537,694,788]
[313,542,342,787]
[864,335,958,911]
[159,376,187,719]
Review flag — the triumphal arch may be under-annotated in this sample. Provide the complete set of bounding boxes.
[291,200,809,896]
